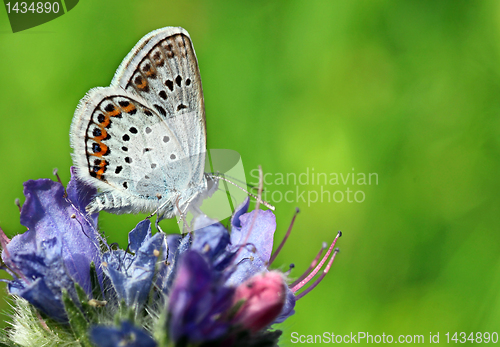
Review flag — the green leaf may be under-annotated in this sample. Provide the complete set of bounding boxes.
[62,289,92,347]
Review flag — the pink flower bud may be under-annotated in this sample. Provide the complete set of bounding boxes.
[232,271,287,333]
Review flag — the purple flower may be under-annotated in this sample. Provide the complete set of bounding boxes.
[164,199,296,343]
[101,219,164,307]
[4,236,77,322]
[226,198,297,323]
[168,250,234,343]
[0,168,101,321]
[226,208,276,286]
[190,215,234,271]
[1,169,342,347]
[156,232,191,294]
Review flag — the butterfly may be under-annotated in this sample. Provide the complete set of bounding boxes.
[70,27,209,220]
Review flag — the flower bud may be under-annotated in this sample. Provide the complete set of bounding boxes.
[232,271,287,333]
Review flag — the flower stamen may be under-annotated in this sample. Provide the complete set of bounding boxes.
[14,198,21,212]
[291,231,342,294]
[290,241,328,287]
[268,207,300,266]
[295,247,340,300]
[53,168,67,198]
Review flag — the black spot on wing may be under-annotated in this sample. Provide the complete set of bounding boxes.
[154,104,167,117]
[165,80,174,91]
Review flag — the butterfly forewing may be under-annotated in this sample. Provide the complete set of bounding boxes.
[112,28,206,179]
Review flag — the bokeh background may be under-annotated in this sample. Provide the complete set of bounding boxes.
[1,0,500,345]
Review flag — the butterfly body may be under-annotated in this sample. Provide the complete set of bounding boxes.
[70,27,207,219]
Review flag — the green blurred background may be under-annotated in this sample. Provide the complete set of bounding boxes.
[1,0,500,345]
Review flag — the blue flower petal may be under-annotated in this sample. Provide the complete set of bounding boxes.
[7,237,77,321]
[230,197,250,231]
[9,173,101,295]
[226,210,276,286]
[273,287,296,323]
[168,250,234,343]
[66,166,98,227]
[102,220,163,307]
[127,219,151,254]
[10,278,67,322]
[1,171,102,321]
[90,321,157,347]
[192,215,229,256]
[158,232,191,294]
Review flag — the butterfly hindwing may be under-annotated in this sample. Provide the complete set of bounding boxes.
[71,88,190,214]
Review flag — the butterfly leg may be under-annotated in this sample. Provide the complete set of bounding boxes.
[175,196,192,234]
[147,197,172,220]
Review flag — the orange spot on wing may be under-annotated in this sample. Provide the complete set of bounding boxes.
[96,161,107,179]
[107,109,121,117]
[93,127,108,142]
[97,115,111,128]
[137,79,148,90]
[121,104,136,113]
[91,143,109,157]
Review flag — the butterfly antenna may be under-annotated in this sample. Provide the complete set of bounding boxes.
[206,173,275,211]
[208,172,260,192]
[209,173,248,188]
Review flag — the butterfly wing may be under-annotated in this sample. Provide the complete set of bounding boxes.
[70,87,191,215]
[70,27,207,217]
[112,27,206,184]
